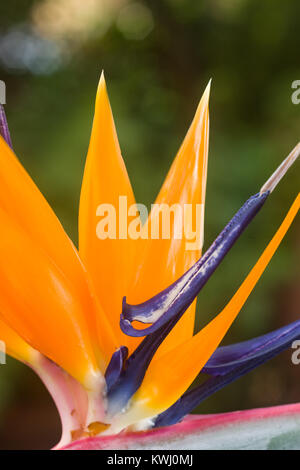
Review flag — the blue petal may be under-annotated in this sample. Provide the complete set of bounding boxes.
[120,192,269,337]
[105,346,128,392]
[0,105,13,149]
[154,320,300,427]
[107,317,179,416]
[203,319,300,376]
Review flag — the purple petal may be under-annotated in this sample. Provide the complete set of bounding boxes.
[107,318,178,416]
[203,319,300,376]
[154,320,300,427]
[0,105,13,149]
[120,192,269,337]
[105,346,128,392]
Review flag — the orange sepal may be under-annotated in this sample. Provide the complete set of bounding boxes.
[127,82,210,355]
[79,74,137,349]
[0,207,102,388]
[0,135,116,364]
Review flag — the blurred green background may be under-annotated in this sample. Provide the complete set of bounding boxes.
[0,0,299,449]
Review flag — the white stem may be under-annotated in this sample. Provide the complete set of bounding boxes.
[260,142,300,194]
[32,356,89,448]
[86,383,107,426]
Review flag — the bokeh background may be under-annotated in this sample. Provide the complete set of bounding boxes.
[0,0,299,449]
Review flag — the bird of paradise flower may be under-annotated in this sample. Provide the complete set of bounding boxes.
[0,74,299,450]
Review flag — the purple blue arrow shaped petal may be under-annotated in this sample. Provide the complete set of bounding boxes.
[120,192,269,337]
[154,319,300,427]
[105,346,128,391]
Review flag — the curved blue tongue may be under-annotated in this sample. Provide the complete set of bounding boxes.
[120,192,269,337]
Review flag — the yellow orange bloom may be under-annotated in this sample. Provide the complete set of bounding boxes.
[0,77,298,448]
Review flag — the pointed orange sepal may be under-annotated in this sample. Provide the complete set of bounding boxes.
[0,135,116,369]
[127,82,210,355]
[0,206,103,388]
[79,73,137,350]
